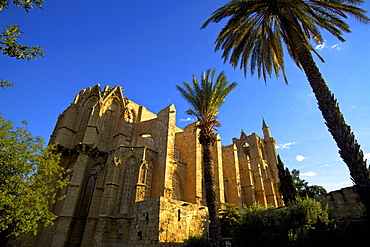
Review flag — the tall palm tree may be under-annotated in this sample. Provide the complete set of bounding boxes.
[177,69,237,247]
[201,0,370,218]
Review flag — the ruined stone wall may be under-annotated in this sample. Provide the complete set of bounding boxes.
[128,197,208,247]
[320,186,365,220]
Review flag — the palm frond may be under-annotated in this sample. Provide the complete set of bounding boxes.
[176,69,237,143]
[201,0,369,83]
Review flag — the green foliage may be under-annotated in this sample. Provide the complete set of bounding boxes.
[277,155,297,205]
[177,69,237,247]
[176,69,237,145]
[183,234,210,247]
[0,80,13,89]
[233,203,290,247]
[0,115,68,239]
[291,169,327,199]
[201,0,369,83]
[0,25,44,61]
[219,203,242,237]
[0,0,44,11]
[285,197,332,246]
[1,0,45,87]
[228,198,335,247]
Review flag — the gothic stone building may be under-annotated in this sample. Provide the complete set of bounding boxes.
[13,84,283,246]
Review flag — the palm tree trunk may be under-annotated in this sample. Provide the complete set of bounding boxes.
[291,29,370,219]
[202,141,222,247]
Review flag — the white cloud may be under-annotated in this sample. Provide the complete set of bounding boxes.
[301,171,317,177]
[364,153,370,160]
[330,44,340,50]
[315,41,326,51]
[296,155,306,162]
[315,41,341,51]
[335,181,352,187]
[179,117,192,122]
[275,142,296,150]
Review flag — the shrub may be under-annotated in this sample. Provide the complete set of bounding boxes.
[183,234,210,247]
[219,203,242,237]
[229,198,335,247]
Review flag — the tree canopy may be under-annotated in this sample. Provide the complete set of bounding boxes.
[0,115,68,242]
[0,0,45,88]
[202,0,370,219]
[177,69,237,247]
[291,169,327,198]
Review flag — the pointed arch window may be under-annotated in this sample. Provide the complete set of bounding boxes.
[138,162,148,184]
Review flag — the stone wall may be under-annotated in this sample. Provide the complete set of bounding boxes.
[130,197,208,247]
[320,186,365,220]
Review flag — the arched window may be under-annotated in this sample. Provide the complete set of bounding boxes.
[138,162,148,184]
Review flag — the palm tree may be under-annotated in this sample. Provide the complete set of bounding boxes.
[201,0,370,218]
[176,69,237,247]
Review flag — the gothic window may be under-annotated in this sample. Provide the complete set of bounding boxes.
[243,142,250,158]
[145,212,149,224]
[99,103,118,148]
[144,161,153,199]
[77,165,101,219]
[224,179,229,203]
[260,142,268,161]
[138,162,148,184]
[76,98,96,143]
[128,110,134,123]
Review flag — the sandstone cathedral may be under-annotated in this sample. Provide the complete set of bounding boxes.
[12,84,283,247]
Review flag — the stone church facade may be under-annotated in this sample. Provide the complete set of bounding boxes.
[12,84,283,246]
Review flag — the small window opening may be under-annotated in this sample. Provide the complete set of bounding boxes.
[178,209,181,221]
[145,212,149,224]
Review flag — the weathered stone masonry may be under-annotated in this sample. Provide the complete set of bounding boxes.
[11,84,283,246]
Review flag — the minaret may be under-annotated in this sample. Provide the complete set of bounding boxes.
[261,118,284,207]
[262,117,271,140]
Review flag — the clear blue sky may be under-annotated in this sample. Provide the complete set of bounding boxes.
[1,0,369,192]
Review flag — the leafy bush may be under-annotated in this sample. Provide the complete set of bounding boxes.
[227,197,336,247]
[183,234,210,247]
[220,203,242,237]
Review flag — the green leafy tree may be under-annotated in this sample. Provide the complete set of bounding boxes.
[0,0,45,88]
[177,69,237,247]
[291,169,327,198]
[184,234,210,247]
[277,155,298,205]
[230,198,334,247]
[0,115,68,245]
[219,203,242,237]
[201,0,370,218]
